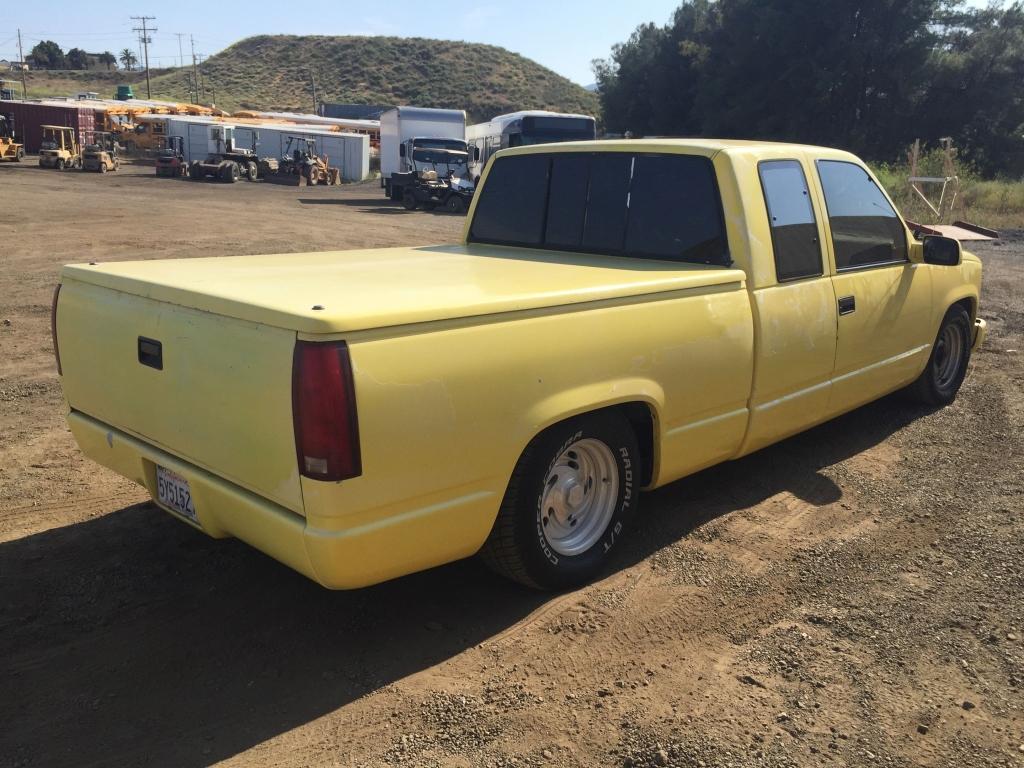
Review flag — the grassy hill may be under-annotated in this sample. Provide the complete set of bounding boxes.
[17,35,600,122]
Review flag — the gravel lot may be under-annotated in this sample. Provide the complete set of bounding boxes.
[1,161,1021,768]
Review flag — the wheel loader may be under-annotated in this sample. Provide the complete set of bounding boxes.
[82,132,121,173]
[258,136,341,186]
[0,114,25,162]
[38,125,82,170]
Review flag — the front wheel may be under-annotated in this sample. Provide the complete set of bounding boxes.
[15,148,23,162]
[908,304,972,406]
[246,161,258,181]
[55,158,65,170]
[479,411,641,590]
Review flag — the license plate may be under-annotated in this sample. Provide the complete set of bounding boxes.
[156,466,198,523]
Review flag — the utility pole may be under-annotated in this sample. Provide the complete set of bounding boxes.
[174,33,185,69]
[16,28,27,99]
[190,35,200,104]
[198,55,206,102]
[309,69,318,114]
[131,16,157,99]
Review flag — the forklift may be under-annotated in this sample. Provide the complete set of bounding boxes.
[38,125,82,170]
[82,132,121,172]
[154,135,189,177]
[0,114,24,162]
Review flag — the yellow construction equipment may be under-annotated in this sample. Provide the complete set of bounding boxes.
[0,114,25,162]
[259,136,341,186]
[39,125,81,170]
[82,132,121,172]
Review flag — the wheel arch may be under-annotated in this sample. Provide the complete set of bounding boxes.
[520,382,663,489]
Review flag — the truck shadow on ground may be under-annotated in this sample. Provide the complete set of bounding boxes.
[0,393,927,767]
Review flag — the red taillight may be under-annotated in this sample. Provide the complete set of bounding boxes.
[51,284,62,376]
[292,341,361,481]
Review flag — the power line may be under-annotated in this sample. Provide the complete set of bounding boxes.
[130,16,157,99]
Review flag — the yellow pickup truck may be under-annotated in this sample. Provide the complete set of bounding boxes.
[53,139,986,590]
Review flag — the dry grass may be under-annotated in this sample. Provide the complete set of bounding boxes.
[872,151,1024,231]
[17,35,600,124]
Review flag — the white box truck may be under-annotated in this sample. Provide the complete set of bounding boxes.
[379,107,475,209]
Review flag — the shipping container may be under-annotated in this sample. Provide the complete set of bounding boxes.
[0,101,96,153]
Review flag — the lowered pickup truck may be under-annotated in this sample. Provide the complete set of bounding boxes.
[54,139,986,590]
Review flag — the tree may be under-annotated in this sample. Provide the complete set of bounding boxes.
[98,52,117,71]
[119,49,138,71]
[66,48,89,70]
[29,40,65,70]
[592,0,1024,174]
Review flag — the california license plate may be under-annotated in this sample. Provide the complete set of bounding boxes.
[156,466,198,523]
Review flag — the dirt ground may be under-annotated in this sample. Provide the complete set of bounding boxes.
[1,160,1022,768]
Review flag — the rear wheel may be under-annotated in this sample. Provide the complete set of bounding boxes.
[479,411,641,590]
[246,161,258,181]
[306,166,318,186]
[100,163,107,173]
[445,195,465,214]
[402,189,418,210]
[189,162,204,180]
[15,147,23,162]
[55,158,65,170]
[908,304,972,406]
[220,162,239,183]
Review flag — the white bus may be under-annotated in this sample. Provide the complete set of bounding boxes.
[466,110,596,182]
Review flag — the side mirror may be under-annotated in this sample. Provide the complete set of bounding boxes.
[922,235,961,266]
[399,144,406,158]
[473,146,480,161]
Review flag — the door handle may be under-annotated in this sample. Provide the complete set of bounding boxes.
[838,295,856,315]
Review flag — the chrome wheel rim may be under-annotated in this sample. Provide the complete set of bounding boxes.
[540,438,618,556]
[933,323,964,389]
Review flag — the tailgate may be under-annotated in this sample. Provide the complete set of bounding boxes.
[57,278,304,513]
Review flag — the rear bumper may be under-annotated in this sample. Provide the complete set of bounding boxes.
[973,317,987,351]
[68,409,319,582]
[66,410,496,589]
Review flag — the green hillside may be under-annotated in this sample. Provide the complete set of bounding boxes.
[18,35,599,122]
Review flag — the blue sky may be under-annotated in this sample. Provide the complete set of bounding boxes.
[1,0,683,86]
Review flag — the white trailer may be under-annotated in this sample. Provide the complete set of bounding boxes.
[137,114,370,182]
[466,110,597,181]
[379,106,468,198]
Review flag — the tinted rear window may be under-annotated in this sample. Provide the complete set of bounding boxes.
[627,154,726,263]
[470,152,729,265]
[469,153,549,245]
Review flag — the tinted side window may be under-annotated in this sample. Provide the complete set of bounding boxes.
[469,154,550,245]
[627,154,726,264]
[581,154,632,252]
[759,160,823,281]
[818,160,907,270]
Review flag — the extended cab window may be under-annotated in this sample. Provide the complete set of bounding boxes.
[817,160,907,270]
[470,152,729,266]
[758,160,823,281]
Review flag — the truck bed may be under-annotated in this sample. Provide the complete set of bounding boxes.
[61,244,744,335]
